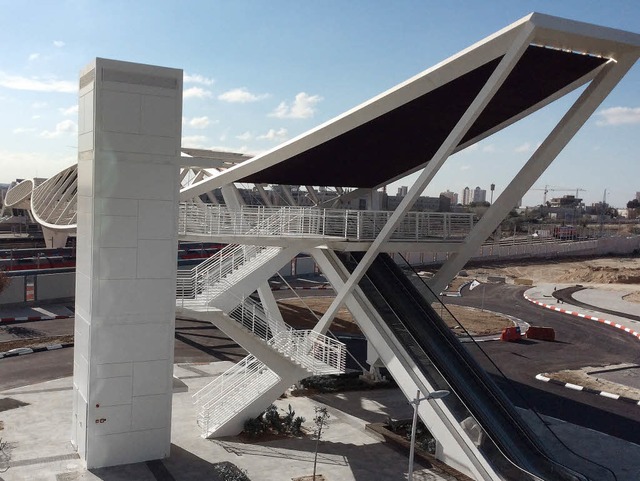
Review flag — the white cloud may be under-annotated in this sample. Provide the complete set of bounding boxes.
[189,116,210,129]
[183,86,213,99]
[596,107,640,126]
[218,87,268,103]
[60,105,78,116]
[13,127,36,134]
[28,53,40,61]
[459,165,471,171]
[257,128,288,142]
[514,142,531,153]
[182,135,208,147]
[269,92,322,119]
[0,72,75,93]
[481,144,496,153]
[32,101,48,109]
[236,131,252,141]
[184,73,214,85]
[53,40,65,48]
[40,119,77,138]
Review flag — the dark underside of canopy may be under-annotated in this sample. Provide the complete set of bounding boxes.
[240,45,607,188]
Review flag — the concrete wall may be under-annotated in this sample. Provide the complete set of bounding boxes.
[36,272,75,301]
[395,236,640,268]
[0,276,25,304]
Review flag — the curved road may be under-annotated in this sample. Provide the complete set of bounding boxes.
[445,283,640,444]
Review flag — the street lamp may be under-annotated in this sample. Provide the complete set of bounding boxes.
[408,389,450,480]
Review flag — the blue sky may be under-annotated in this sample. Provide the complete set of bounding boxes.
[0,1,638,208]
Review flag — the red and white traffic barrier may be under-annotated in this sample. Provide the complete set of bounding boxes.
[524,294,640,341]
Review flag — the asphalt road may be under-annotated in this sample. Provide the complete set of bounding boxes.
[445,283,640,444]
[0,317,247,391]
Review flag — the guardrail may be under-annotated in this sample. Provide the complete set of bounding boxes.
[193,354,280,437]
[228,296,346,375]
[176,245,280,309]
[178,203,474,242]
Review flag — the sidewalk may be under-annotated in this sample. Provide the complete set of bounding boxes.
[0,363,455,481]
[523,283,640,342]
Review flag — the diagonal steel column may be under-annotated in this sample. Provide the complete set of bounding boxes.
[312,23,536,333]
[429,53,638,294]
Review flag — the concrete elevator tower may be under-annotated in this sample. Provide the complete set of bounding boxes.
[71,58,182,468]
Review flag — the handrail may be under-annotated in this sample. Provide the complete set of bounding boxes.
[228,295,346,375]
[178,203,474,242]
[193,354,281,437]
[176,244,276,309]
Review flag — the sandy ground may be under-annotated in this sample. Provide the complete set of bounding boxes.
[458,256,640,302]
[278,297,513,336]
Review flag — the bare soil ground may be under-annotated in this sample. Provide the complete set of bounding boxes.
[277,297,512,336]
[459,256,640,297]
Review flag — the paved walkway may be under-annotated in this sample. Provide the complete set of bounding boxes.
[0,365,457,481]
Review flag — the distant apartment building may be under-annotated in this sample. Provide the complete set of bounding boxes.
[473,186,487,203]
[462,186,471,205]
[441,190,458,205]
[397,185,408,197]
[387,193,451,212]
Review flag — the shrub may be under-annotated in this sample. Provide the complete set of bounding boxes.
[291,416,305,436]
[299,372,397,393]
[213,461,250,481]
[242,404,305,438]
[242,417,264,438]
[264,404,282,432]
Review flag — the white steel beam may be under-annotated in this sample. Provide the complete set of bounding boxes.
[429,53,638,294]
[312,23,536,333]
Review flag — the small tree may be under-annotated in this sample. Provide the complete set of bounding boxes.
[0,437,10,473]
[312,407,330,480]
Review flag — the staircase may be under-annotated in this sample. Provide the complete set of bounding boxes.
[176,241,346,438]
[193,355,281,437]
[191,297,346,438]
[176,243,283,311]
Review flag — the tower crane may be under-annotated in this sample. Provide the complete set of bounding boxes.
[531,185,586,204]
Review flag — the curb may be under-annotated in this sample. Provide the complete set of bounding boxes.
[535,373,640,406]
[523,294,640,342]
[0,314,71,324]
[0,342,74,360]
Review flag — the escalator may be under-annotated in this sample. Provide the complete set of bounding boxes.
[340,251,613,481]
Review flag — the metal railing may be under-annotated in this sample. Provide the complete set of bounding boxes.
[176,244,281,309]
[228,296,346,375]
[193,355,281,437]
[178,203,474,241]
[192,296,346,437]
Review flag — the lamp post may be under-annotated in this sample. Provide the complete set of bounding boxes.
[408,389,450,480]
